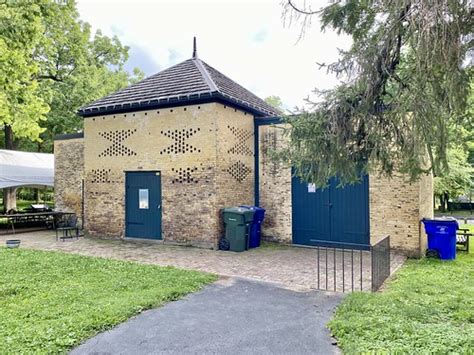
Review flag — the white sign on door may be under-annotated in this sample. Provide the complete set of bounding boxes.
[307,183,316,193]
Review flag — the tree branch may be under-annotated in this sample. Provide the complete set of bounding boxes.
[287,0,324,15]
[36,74,63,82]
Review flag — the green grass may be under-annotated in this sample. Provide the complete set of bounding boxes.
[0,248,216,353]
[0,200,54,213]
[434,209,474,217]
[460,224,474,233]
[328,233,474,354]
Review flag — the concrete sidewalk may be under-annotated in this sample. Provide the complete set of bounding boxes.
[71,278,343,355]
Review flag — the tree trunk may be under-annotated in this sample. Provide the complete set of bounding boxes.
[3,125,17,212]
[4,125,14,149]
[3,187,17,213]
[440,193,447,212]
[444,192,450,213]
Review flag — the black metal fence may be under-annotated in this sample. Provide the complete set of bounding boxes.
[371,236,391,292]
[315,236,391,293]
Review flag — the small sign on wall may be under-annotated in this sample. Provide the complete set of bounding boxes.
[307,183,316,193]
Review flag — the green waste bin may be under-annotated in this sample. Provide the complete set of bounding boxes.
[222,207,254,252]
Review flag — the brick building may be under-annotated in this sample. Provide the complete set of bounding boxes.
[54,45,433,257]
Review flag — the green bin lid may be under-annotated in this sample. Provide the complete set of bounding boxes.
[223,207,254,222]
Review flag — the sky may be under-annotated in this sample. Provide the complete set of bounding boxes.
[76,0,351,111]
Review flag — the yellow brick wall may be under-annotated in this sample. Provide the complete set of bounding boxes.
[214,104,255,237]
[369,173,419,255]
[84,103,218,246]
[369,172,433,257]
[418,172,434,253]
[54,138,84,226]
[83,102,254,248]
[258,124,292,242]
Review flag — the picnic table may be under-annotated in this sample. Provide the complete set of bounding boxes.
[0,211,75,234]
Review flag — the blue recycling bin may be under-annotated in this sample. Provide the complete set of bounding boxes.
[422,218,459,260]
[239,205,265,248]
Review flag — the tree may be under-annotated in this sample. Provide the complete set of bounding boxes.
[434,147,473,212]
[0,1,143,210]
[279,0,472,187]
[0,2,50,147]
[1,1,143,150]
[264,95,285,112]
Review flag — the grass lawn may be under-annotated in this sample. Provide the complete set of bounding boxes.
[0,248,216,353]
[329,227,474,353]
[0,199,54,213]
[434,209,474,217]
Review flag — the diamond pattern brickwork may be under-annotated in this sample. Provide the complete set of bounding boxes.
[160,128,201,155]
[226,160,252,183]
[227,125,253,156]
[98,129,137,157]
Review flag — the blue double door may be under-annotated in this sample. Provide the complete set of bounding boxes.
[125,171,162,239]
[292,175,369,249]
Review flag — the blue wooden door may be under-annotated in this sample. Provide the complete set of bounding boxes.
[291,175,369,249]
[125,171,162,239]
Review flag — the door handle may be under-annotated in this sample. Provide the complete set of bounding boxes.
[157,205,161,209]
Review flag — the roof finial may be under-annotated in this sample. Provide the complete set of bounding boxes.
[192,37,198,59]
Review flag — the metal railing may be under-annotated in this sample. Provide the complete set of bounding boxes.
[314,236,391,293]
[371,235,391,292]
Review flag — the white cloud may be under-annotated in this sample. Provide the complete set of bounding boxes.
[76,0,351,109]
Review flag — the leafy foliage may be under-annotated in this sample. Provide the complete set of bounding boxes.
[0,0,144,150]
[434,146,473,200]
[264,95,285,112]
[0,2,49,141]
[329,249,474,353]
[282,0,472,186]
[0,248,216,353]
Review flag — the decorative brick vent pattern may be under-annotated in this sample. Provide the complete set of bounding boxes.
[226,160,252,183]
[171,167,199,184]
[98,129,137,157]
[160,128,201,155]
[262,130,278,176]
[227,125,253,156]
[90,169,114,183]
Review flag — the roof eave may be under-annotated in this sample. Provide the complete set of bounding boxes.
[77,92,277,118]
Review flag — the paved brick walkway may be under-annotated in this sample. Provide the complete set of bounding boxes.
[1,231,405,291]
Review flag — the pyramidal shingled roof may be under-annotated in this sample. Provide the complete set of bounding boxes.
[78,55,281,117]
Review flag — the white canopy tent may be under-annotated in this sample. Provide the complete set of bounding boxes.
[0,149,54,189]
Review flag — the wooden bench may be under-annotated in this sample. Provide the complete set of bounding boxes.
[456,228,471,252]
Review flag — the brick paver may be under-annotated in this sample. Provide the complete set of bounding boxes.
[1,231,405,291]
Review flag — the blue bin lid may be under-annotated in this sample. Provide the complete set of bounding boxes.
[422,217,458,227]
[239,205,265,222]
[422,217,457,223]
